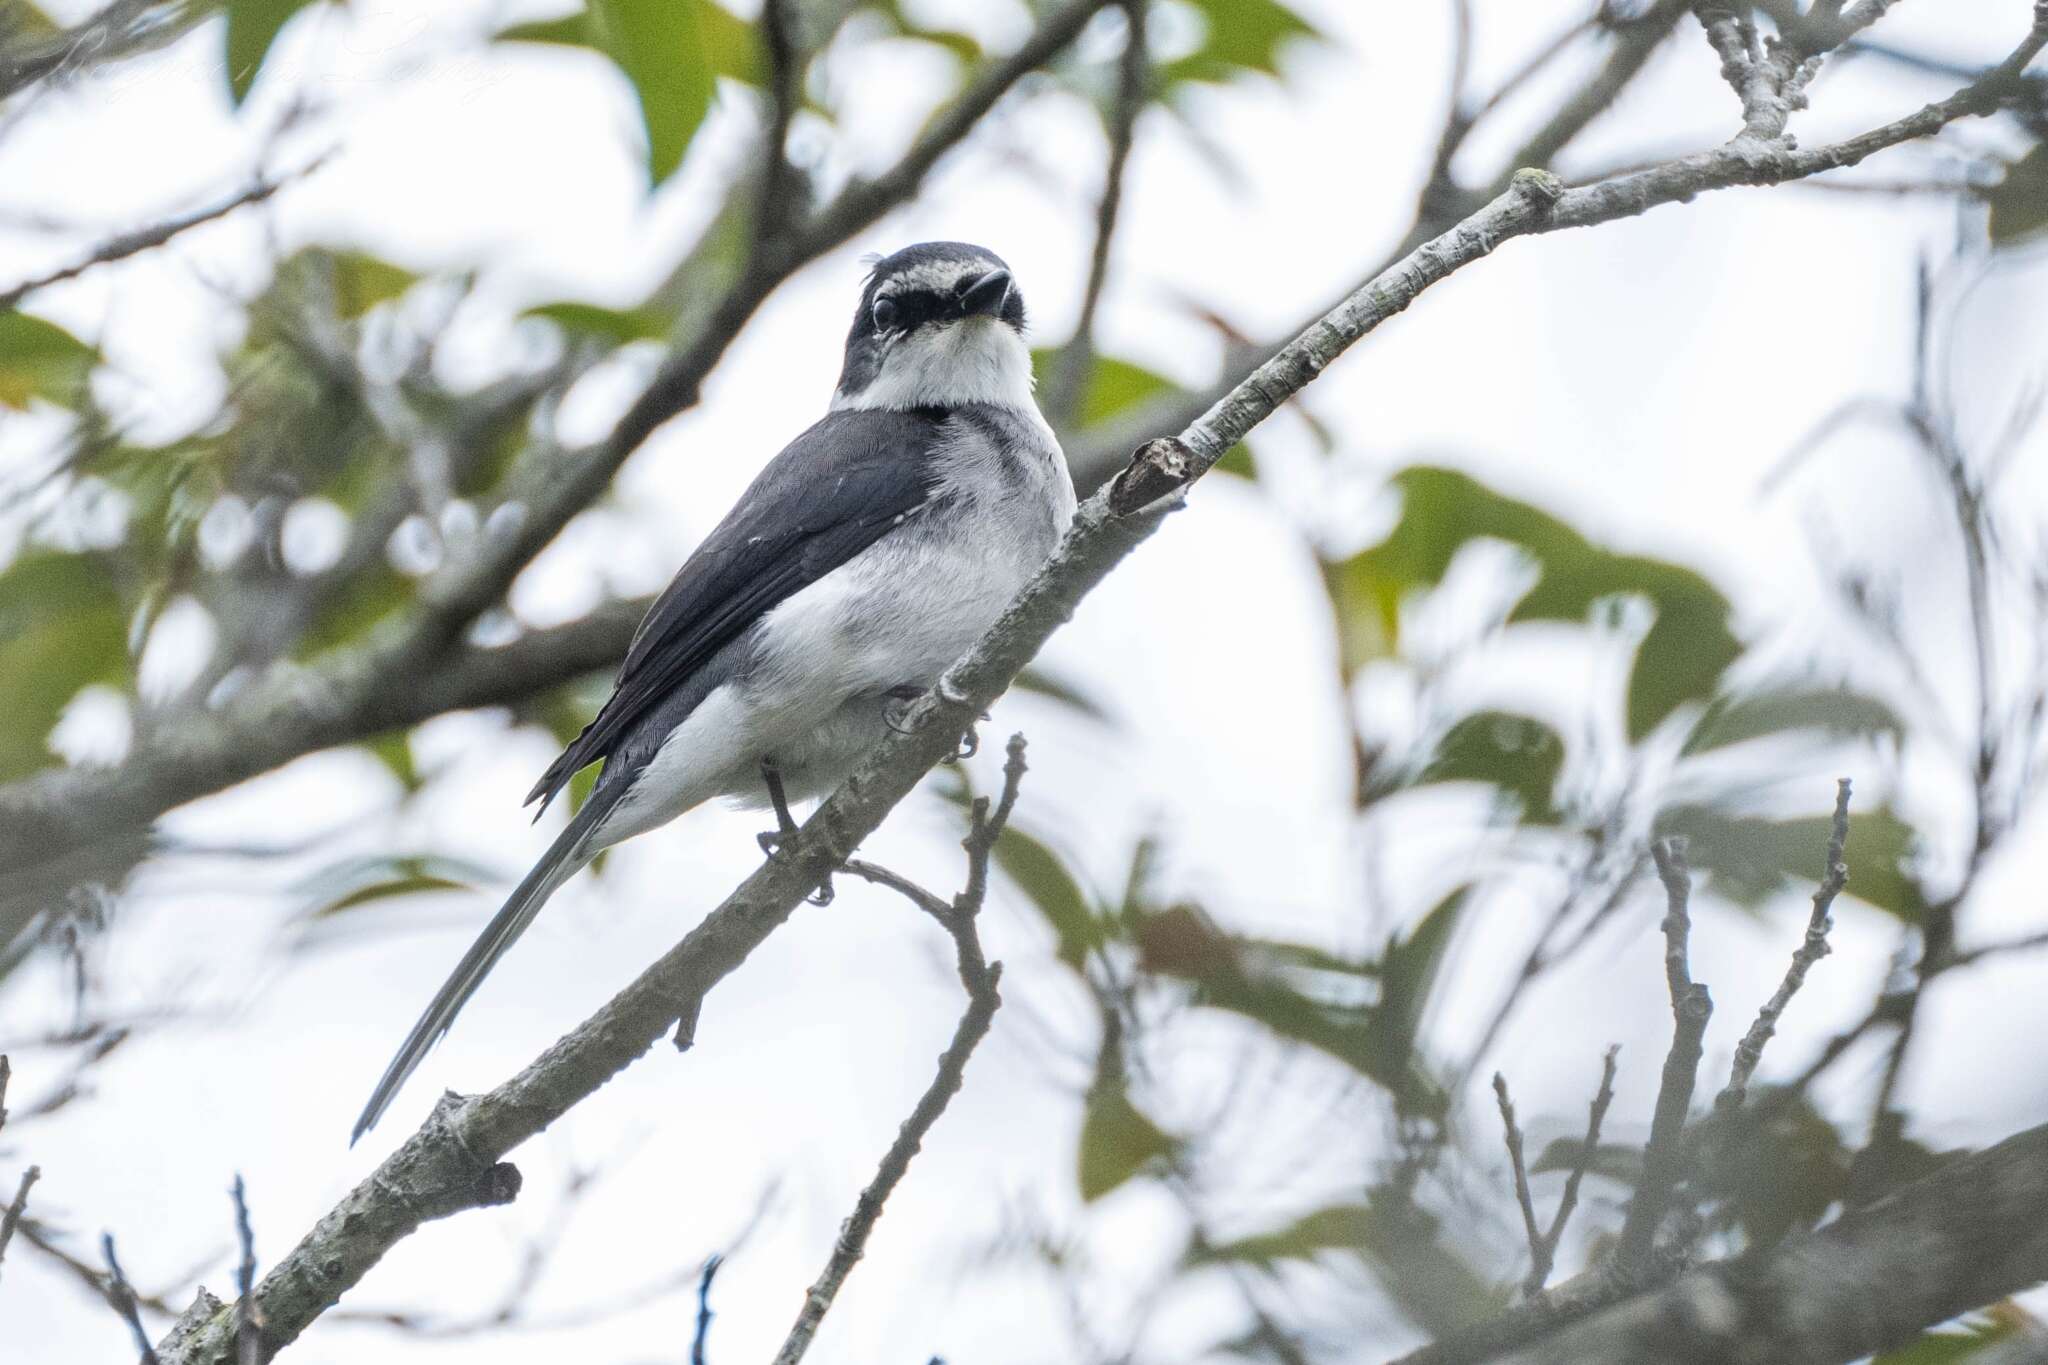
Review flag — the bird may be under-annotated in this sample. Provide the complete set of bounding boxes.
[352,242,1076,1143]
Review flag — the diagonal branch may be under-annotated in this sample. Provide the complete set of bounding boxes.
[1493,1118,2048,1364]
[0,159,325,312]
[1716,778,1852,1111]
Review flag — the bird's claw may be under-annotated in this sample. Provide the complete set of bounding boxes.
[945,711,991,764]
[758,756,835,905]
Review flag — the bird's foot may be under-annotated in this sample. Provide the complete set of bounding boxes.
[947,712,991,763]
[757,757,834,905]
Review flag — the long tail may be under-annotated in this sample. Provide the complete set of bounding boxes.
[351,788,621,1144]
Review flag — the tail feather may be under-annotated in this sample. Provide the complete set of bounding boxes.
[351,791,619,1144]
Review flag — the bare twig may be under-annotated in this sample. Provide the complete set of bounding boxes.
[104,1232,163,1365]
[1533,1045,1621,1296]
[1492,1073,1546,1290]
[0,159,327,312]
[691,1254,721,1365]
[0,1163,37,1283]
[1718,779,1853,1111]
[1492,1118,2048,1364]
[231,1175,260,1365]
[772,739,1023,1364]
[1045,0,1149,427]
[1944,928,2048,972]
[784,959,1000,1365]
[1619,839,1712,1275]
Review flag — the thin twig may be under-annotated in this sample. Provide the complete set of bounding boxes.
[1618,839,1712,1275]
[1492,1074,1545,1290]
[1944,928,2048,972]
[1046,0,1148,426]
[231,1175,260,1365]
[1718,779,1853,1111]
[769,740,1026,1365]
[0,1164,37,1283]
[1533,1045,1621,1297]
[104,1232,163,1365]
[0,157,328,312]
[691,1254,721,1365]
[768,968,1002,1365]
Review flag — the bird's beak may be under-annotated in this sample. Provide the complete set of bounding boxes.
[957,268,1012,319]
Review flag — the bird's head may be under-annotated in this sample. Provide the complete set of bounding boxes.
[833,241,1035,413]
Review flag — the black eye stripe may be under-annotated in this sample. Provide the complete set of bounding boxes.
[873,288,945,332]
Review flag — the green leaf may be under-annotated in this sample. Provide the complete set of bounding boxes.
[1029,350,1178,428]
[502,0,719,184]
[225,0,323,104]
[1196,1195,1503,1338]
[1988,141,2048,247]
[0,310,96,410]
[4,4,61,41]
[1659,802,1927,923]
[290,852,498,921]
[1332,467,1739,735]
[0,552,129,780]
[1012,665,1114,724]
[694,0,760,83]
[297,564,411,658]
[331,251,417,318]
[1194,1202,1378,1266]
[1875,1312,2020,1364]
[1683,685,1905,756]
[1373,885,1467,1090]
[1422,711,1565,822]
[1159,0,1319,88]
[363,731,422,793]
[993,826,1105,969]
[496,12,592,45]
[525,300,671,343]
[1077,1085,1175,1201]
[1134,891,1458,1116]
[1530,1139,1643,1186]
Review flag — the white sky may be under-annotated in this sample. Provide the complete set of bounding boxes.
[5,1,2048,1360]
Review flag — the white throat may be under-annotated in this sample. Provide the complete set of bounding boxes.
[833,318,1040,415]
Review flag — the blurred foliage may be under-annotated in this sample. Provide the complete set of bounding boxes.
[1333,466,1741,737]
[0,308,95,408]
[1989,141,2048,246]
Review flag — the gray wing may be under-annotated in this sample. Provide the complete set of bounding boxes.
[354,405,952,1142]
[526,405,950,811]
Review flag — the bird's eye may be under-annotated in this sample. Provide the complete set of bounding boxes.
[871,297,900,332]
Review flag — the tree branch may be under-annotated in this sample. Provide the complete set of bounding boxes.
[0,159,325,312]
[1491,1073,1546,1294]
[1493,1118,2048,1364]
[1717,778,1851,1111]
[1528,1045,1620,1298]
[1618,839,1712,1275]
[775,739,1024,1364]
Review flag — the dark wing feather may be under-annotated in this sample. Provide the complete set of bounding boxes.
[525,406,947,810]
